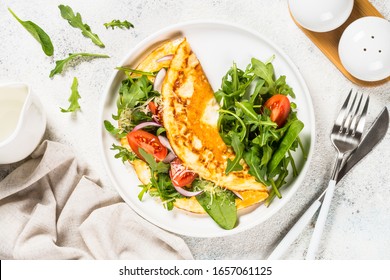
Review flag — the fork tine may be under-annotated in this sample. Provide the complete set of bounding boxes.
[342,91,359,133]
[348,93,362,133]
[334,89,353,127]
[354,95,369,136]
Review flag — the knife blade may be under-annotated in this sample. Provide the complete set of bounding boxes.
[337,107,389,183]
[267,107,389,260]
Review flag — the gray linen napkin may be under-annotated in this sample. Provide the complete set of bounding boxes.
[0,140,193,260]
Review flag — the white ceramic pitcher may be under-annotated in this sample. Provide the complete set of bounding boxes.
[0,83,46,164]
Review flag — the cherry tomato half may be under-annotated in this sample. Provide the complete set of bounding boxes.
[127,129,168,162]
[264,94,291,127]
[169,158,197,187]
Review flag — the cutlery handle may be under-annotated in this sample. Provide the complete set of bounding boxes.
[267,199,322,260]
[306,179,336,260]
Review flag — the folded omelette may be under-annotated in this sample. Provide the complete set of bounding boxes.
[120,38,268,214]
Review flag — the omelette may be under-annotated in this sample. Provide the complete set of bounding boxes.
[161,39,268,193]
[119,38,268,214]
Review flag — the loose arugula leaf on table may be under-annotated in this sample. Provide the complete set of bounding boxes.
[104,20,134,30]
[8,8,54,56]
[58,5,105,47]
[60,77,81,113]
[49,53,109,77]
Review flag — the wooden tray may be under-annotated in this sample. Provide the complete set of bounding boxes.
[291,0,390,87]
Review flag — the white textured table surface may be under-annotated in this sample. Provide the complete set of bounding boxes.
[1,0,390,260]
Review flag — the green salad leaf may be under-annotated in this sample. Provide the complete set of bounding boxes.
[104,20,134,30]
[8,8,54,56]
[49,52,109,77]
[215,57,306,206]
[195,181,237,230]
[138,148,180,210]
[59,5,105,47]
[110,144,137,163]
[60,77,81,113]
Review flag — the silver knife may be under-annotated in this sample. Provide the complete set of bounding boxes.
[267,107,389,260]
[337,107,389,182]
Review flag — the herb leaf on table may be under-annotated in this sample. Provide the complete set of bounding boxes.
[8,8,54,56]
[60,77,81,113]
[58,5,105,48]
[49,52,110,78]
[104,20,134,30]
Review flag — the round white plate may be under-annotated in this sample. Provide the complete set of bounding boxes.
[99,21,315,238]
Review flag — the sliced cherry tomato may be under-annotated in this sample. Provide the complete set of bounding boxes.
[169,158,197,187]
[127,129,168,162]
[148,101,158,115]
[264,94,291,127]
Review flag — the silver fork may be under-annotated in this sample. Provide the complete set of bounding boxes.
[305,89,369,259]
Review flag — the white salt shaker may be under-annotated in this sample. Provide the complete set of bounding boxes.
[288,0,354,32]
[338,16,390,82]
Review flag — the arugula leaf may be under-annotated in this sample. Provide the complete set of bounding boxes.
[138,148,169,174]
[215,58,306,206]
[138,148,179,210]
[235,101,258,122]
[60,77,81,113]
[104,20,134,29]
[251,57,275,90]
[104,120,126,138]
[196,186,237,230]
[116,66,156,76]
[268,119,304,174]
[243,148,269,186]
[8,8,54,56]
[110,144,137,163]
[59,5,105,47]
[49,53,109,78]
[225,133,244,174]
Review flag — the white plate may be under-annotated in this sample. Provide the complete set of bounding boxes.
[99,21,315,238]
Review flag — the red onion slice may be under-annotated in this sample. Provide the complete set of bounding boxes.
[163,152,176,163]
[133,121,161,131]
[156,54,174,63]
[233,191,243,200]
[153,68,166,93]
[173,184,203,197]
[158,135,174,153]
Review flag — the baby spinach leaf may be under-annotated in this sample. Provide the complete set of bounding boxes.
[196,188,237,230]
[49,52,109,78]
[60,77,81,113]
[104,20,134,29]
[8,8,54,56]
[59,5,105,47]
